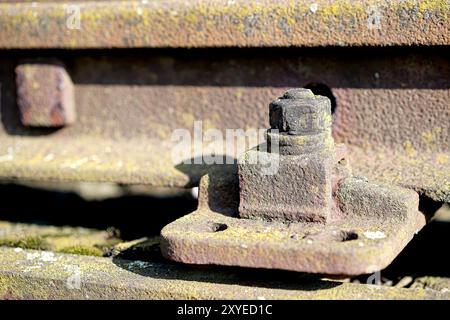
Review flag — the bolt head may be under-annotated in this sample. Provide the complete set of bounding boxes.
[15,60,75,127]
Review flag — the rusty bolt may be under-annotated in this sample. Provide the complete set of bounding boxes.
[15,60,75,127]
[269,88,331,135]
[267,88,333,155]
[239,88,338,223]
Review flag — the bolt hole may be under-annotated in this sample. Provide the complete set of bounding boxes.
[304,83,337,115]
[342,231,358,241]
[303,230,358,242]
[209,222,228,233]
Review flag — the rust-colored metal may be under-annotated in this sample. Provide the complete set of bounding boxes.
[0,0,448,49]
[239,89,338,223]
[15,60,75,127]
[161,167,426,275]
[161,90,427,275]
[0,47,448,201]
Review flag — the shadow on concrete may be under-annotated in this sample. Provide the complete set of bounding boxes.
[112,244,342,292]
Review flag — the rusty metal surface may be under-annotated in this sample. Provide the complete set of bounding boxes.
[161,90,427,275]
[239,89,337,223]
[0,47,448,201]
[161,167,426,275]
[0,0,448,49]
[348,147,450,203]
[0,136,190,186]
[1,247,447,299]
[15,60,76,127]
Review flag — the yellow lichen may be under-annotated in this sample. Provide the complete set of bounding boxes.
[436,153,449,165]
[181,112,196,128]
[422,127,442,148]
[403,141,417,157]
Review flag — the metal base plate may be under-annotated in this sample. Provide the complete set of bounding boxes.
[161,168,426,276]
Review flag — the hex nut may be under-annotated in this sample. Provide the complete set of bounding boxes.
[269,89,331,135]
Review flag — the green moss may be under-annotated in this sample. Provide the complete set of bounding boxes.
[0,220,122,257]
[58,246,104,257]
[0,236,50,250]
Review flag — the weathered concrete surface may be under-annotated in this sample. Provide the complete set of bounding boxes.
[0,0,448,48]
[0,247,447,300]
[0,221,119,256]
[412,277,450,292]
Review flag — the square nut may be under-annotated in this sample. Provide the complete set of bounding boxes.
[238,148,333,223]
[16,61,75,127]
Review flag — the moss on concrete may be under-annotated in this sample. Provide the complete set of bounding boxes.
[411,276,450,292]
[0,247,448,300]
[58,246,104,257]
[0,236,50,250]
[0,221,120,257]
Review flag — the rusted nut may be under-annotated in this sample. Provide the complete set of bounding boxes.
[269,88,331,135]
[15,59,75,127]
[267,88,333,155]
